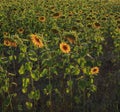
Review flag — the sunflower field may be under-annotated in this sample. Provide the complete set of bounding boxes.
[0,0,120,112]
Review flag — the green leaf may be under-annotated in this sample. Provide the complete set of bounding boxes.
[28,90,40,100]
[40,68,48,77]
[25,102,33,109]
[25,62,33,71]
[29,57,37,61]
[19,64,25,75]
[67,80,73,87]
[22,78,30,88]
[31,72,40,81]
[22,88,27,93]
[20,45,27,53]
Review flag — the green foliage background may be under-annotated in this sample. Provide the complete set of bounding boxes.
[0,0,120,112]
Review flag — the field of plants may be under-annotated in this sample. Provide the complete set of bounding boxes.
[0,0,120,112]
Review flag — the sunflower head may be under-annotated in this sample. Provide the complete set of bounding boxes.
[60,15,66,19]
[90,67,99,75]
[60,42,70,53]
[101,17,107,21]
[71,26,78,31]
[65,34,75,44]
[38,16,46,22]
[31,34,44,48]
[3,32,9,36]
[53,12,62,19]
[86,17,91,21]
[51,28,59,34]
[87,24,92,28]
[17,28,24,34]
[4,39,17,47]
[93,22,101,29]
[79,10,83,14]
[68,11,74,17]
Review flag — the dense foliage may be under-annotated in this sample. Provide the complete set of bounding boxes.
[0,0,120,112]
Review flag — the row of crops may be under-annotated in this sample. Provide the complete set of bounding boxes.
[0,0,120,112]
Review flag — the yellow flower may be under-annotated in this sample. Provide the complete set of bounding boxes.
[38,16,46,22]
[31,34,44,48]
[60,42,70,53]
[4,39,17,47]
[90,67,99,75]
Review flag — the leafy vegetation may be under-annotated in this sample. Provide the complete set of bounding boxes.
[0,0,120,112]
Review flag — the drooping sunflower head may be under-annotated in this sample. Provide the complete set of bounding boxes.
[71,26,78,31]
[90,67,99,75]
[60,42,70,53]
[87,23,92,28]
[64,34,76,44]
[51,28,59,34]
[31,34,44,48]
[53,12,62,19]
[68,11,74,17]
[93,22,101,29]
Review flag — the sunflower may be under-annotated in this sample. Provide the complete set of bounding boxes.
[65,34,75,44]
[68,11,74,17]
[93,22,101,29]
[101,17,107,21]
[51,28,59,34]
[17,28,24,34]
[90,67,99,75]
[38,16,46,22]
[4,39,17,47]
[3,32,9,36]
[60,42,70,53]
[53,12,62,19]
[71,26,78,31]
[31,34,44,48]
[87,24,92,28]
[79,10,83,14]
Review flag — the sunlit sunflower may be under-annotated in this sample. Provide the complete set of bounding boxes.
[4,39,17,47]
[4,39,11,46]
[38,16,46,22]
[31,34,44,48]
[90,67,99,75]
[17,28,24,34]
[60,42,70,53]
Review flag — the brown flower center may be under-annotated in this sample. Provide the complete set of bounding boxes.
[35,37,40,43]
[63,45,68,50]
